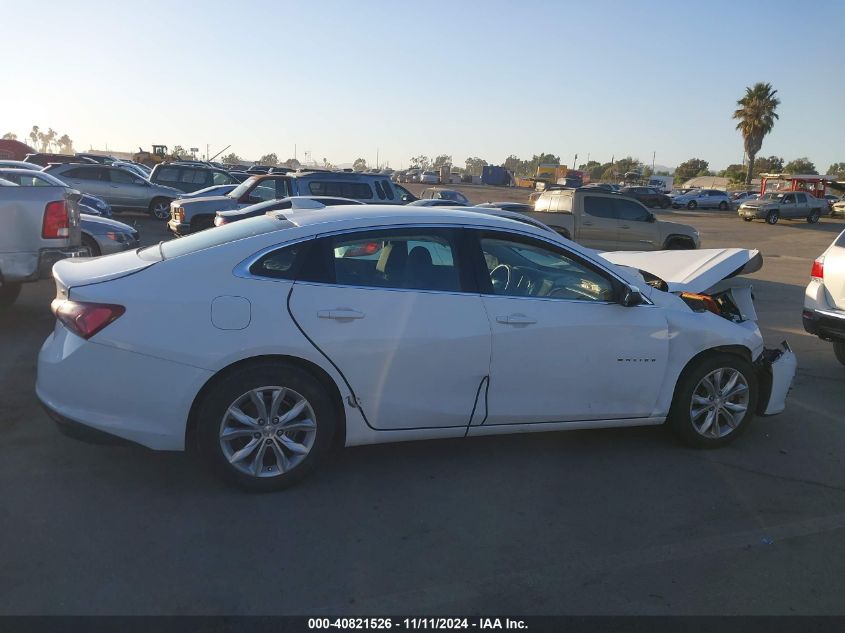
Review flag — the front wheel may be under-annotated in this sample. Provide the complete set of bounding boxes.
[196,362,337,491]
[661,200,671,209]
[0,281,22,309]
[148,197,172,220]
[807,210,821,224]
[668,353,757,448]
[687,200,697,210]
[718,201,728,210]
[766,210,779,225]
[834,340,845,366]
[743,217,753,222]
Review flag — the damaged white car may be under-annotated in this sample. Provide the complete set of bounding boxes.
[37,205,796,491]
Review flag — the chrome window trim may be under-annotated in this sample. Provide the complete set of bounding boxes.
[233,221,652,305]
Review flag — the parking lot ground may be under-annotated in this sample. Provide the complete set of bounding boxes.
[1,205,844,615]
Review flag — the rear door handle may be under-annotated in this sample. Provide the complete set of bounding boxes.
[496,314,536,325]
[620,225,631,229]
[582,221,593,226]
[318,309,365,320]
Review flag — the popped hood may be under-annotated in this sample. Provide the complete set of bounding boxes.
[600,248,762,294]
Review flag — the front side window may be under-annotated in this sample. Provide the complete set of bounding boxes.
[796,193,808,203]
[244,178,288,203]
[109,168,138,184]
[783,194,796,204]
[324,229,462,292]
[478,233,615,302]
[212,171,236,185]
[615,199,651,222]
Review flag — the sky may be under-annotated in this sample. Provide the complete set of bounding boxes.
[2,0,843,172]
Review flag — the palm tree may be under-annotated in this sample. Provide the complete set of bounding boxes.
[733,82,780,186]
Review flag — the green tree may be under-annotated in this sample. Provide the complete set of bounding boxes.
[2,132,17,140]
[601,156,642,182]
[352,157,368,171]
[29,126,39,148]
[285,158,302,169]
[220,152,242,165]
[432,154,452,169]
[733,82,780,185]
[409,155,430,170]
[57,134,73,154]
[783,157,817,174]
[170,145,187,159]
[753,155,784,174]
[675,158,710,182]
[720,164,747,183]
[827,163,845,180]
[464,156,488,177]
[258,153,279,165]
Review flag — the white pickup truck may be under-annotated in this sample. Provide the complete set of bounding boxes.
[0,183,85,307]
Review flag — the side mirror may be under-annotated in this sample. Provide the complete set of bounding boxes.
[647,213,656,222]
[620,286,644,307]
[401,194,412,203]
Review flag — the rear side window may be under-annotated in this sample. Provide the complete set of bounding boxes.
[180,169,209,185]
[308,181,374,199]
[583,196,615,219]
[381,179,395,200]
[374,180,386,200]
[63,166,104,181]
[156,167,180,182]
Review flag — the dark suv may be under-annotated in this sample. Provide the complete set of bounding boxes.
[619,186,672,209]
[150,163,240,194]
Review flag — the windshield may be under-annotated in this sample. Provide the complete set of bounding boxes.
[760,192,783,201]
[227,177,259,199]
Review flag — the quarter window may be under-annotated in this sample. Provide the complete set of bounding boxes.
[478,233,616,302]
[249,241,309,280]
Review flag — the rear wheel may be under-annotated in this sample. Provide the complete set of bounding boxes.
[834,341,845,366]
[743,217,753,222]
[665,237,695,250]
[687,200,697,210]
[196,362,337,491]
[668,353,757,448]
[0,281,22,309]
[807,210,821,224]
[82,234,101,257]
[766,210,779,225]
[148,197,171,220]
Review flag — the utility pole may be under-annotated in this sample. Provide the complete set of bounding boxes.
[294,144,297,161]
[652,151,656,173]
[376,147,379,170]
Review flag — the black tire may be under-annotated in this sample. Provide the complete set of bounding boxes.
[82,234,101,257]
[765,210,779,225]
[196,362,337,491]
[807,210,821,224]
[190,215,215,233]
[148,197,172,220]
[742,217,753,222]
[668,353,758,448]
[686,200,697,210]
[834,341,845,366]
[661,200,671,209]
[664,238,695,250]
[0,281,22,309]
[718,201,728,210]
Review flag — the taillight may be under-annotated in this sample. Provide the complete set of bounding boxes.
[811,257,824,281]
[42,200,69,238]
[680,292,721,316]
[214,215,228,226]
[51,300,125,339]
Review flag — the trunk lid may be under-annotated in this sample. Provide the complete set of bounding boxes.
[53,248,156,294]
[600,248,762,293]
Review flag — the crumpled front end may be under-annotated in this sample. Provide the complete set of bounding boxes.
[755,342,797,415]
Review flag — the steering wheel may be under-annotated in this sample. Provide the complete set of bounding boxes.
[490,264,511,293]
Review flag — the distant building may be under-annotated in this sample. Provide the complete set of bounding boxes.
[0,139,35,160]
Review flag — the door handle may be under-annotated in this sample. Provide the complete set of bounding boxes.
[496,314,536,325]
[318,309,365,320]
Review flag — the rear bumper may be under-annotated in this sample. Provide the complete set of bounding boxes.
[803,307,845,341]
[755,342,797,416]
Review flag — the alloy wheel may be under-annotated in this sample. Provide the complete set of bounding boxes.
[219,386,317,478]
[689,368,749,439]
[151,201,170,220]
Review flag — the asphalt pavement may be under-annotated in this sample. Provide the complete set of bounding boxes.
[0,200,843,615]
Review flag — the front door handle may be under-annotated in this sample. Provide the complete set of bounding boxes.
[318,309,365,320]
[496,314,536,325]
[620,225,631,229]
[582,221,594,226]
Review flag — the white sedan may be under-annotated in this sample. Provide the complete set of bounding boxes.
[37,205,796,491]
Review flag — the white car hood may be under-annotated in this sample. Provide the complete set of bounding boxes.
[600,248,762,293]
